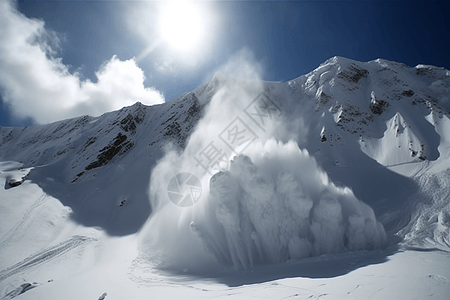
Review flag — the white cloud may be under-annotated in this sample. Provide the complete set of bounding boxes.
[0,0,164,125]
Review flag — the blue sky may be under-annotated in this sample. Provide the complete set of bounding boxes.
[1,0,449,126]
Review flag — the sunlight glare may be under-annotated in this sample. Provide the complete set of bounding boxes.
[158,1,206,52]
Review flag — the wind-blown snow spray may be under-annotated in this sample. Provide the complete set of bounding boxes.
[139,51,387,272]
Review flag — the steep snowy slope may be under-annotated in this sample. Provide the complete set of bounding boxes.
[1,91,206,235]
[282,57,450,249]
[1,57,449,299]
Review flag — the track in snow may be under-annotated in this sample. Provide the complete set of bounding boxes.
[0,235,96,282]
[0,194,48,248]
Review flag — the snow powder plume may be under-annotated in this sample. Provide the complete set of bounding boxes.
[139,51,387,272]
[191,140,387,270]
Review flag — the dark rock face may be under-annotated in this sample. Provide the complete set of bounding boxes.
[159,93,204,150]
[6,173,29,189]
[85,133,134,171]
[8,180,22,188]
[370,98,389,115]
[117,107,146,133]
[338,65,369,84]
[402,90,415,97]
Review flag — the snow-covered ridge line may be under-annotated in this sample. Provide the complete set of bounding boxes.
[0,92,204,182]
[1,56,449,174]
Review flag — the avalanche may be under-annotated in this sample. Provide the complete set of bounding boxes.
[143,140,387,271]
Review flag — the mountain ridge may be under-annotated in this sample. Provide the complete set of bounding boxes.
[1,55,449,243]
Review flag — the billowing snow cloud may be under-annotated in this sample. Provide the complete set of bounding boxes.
[201,141,387,268]
[428,78,450,111]
[139,50,387,272]
[141,140,387,271]
[0,0,164,124]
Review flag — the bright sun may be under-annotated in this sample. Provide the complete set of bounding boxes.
[158,1,206,53]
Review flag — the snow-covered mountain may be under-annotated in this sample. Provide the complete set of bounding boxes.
[284,57,450,249]
[1,91,205,236]
[1,57,449,299]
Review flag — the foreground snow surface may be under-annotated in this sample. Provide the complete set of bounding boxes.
[1,162,449,300]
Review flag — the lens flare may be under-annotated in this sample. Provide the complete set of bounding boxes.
[158,1,206,52]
